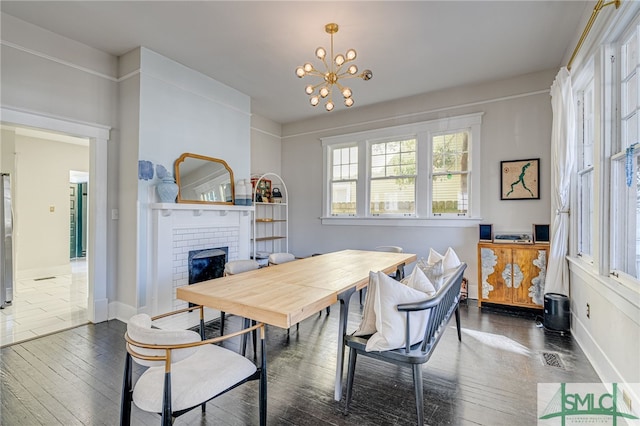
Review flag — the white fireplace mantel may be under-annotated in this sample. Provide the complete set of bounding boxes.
[150,202,254,216]
[149,202,253,314]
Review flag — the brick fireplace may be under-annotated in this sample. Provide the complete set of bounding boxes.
[150,203,252,315]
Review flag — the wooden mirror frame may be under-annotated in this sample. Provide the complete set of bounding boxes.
[174,153,235,205]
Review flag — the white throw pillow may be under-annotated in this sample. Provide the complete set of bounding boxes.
[401,266,436,297]
[366,272,432,352]
[417,258,445,290]
[353,271,379,336]
[427,247,462,272]
[442,247,462,271]
[426,248,444,266]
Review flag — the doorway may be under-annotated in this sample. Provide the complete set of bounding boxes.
[0,125,91,346]
[1,106,110,332]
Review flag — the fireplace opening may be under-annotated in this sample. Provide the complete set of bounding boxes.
[188,247,228,285]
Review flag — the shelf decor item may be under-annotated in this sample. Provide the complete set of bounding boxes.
[251,177,271,203]
[500,158,540,200]
[272,187,283,203]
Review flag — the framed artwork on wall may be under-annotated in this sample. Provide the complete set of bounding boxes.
[500,158,540,200]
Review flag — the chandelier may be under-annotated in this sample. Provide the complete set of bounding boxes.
[295,23,372,112]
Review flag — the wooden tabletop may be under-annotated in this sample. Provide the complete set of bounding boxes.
[176,249,417,328]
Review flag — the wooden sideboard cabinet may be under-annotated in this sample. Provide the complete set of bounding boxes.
[477,242,548,309]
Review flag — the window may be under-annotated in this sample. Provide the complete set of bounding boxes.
[576,78,595,259]
[321,113,482,225]
[432,131,470,216]
[330,145,358,215]
[611,25,640,280]
[369,138,416,216]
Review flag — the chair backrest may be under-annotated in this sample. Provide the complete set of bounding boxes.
[224,259,260,276]
[126,314,201,367]
[268,252,295,265]
[375,245,404,253]
[415,263,467,353]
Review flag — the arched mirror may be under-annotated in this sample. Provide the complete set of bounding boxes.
[174,153,235,204]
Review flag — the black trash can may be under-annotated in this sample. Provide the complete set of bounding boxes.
[543,293,570,332]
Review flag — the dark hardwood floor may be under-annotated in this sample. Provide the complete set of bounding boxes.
[1,298,599,425]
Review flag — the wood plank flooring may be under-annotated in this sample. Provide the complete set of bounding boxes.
[0,299,599,425]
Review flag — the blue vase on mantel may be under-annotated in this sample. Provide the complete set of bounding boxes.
[157,177,179,203]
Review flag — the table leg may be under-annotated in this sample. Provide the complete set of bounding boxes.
[334,287,356,401]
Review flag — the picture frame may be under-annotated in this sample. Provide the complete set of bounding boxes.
[251,177,272,202]
[500,158,540,200]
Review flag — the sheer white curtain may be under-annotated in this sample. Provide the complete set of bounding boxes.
[545,67,576,296]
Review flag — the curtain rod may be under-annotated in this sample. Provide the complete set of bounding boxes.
[567,0,621,71]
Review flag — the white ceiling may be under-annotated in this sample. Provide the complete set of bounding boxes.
[1,1,590,125]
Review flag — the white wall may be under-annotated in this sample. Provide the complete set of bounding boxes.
[114,47,252,318]
[281,70,555,299]
[251,114,282,176]
[13,135,89,277]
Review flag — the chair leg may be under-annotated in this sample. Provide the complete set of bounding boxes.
[161,372,172,426]
[455,304,462,341]
[241,317,250,356]
[259,337,267,426]
[220,311,226,336]
[343,348,358,414]
[412,364,424,426]
[252,320,257,360]
[359,288,367,307]
[120,353,132,426]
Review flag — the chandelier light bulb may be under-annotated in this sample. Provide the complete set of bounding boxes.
[296,23,372,112]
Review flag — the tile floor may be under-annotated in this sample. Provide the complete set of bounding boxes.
[0,258,88,347]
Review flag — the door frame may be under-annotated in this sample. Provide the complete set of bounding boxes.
[1,106,110,323]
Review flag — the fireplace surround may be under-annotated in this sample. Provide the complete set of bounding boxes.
[150,203,252,314]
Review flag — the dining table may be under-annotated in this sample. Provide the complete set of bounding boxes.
[176,249,417,401]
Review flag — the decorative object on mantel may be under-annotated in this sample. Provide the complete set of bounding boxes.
[235,179,253,206]
[138,160,154,180]
[295,23,372,112]
[156,164,179,203]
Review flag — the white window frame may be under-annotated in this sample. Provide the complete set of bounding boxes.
[608,16,640,286]
[573,68,596,264]
[328,143,359,216]
[321,112,482,227]
[368,136,417,217]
